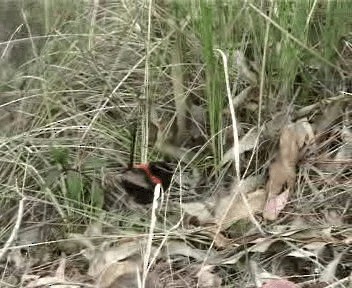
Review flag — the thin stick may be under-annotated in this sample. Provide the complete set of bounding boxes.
[0,189,25,261]
[142,183,161,288]
[141,0,154,163]
[129,122,138,168]
[256,1,272,171]
[215,49,240,182]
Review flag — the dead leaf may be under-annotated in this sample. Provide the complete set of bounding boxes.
[280,124,301,155]
[264,119,315,220]
[294,94,349,120]
[85,240,143,277]
[214,188,266,230]
[24,257,79,288]
[97,258,161,288]
[265,158,295,206]
[293,119,315,149]
[211,176,265,230]
[83,238,161,288]
[165,241,215,261]
[180,175,265,231]
[263,188,290,221]
[197,265,222,288]
[262,279,298,288]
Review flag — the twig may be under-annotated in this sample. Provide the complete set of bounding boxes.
[215,49,240,182]
[0,195,25,261]
[142,184,161,288]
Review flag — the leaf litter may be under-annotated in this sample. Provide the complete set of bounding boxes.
[2,13,351,287]
[11,97,352,288]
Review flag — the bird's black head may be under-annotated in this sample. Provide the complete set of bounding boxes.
[148,161,174,190]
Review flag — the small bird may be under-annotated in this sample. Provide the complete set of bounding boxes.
[120,161,174,204]
[104,124,174,205]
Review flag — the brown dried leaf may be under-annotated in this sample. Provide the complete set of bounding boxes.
[24,257,79,288]
[181,175,265,231]
[212,176,265,229]
[262,279,298,288]
[282,119,314,162]
[166,241,214,262]
[97,259,161,288]
[279,119,314,166]
[263,189,290,221]
[165,241,215,261]
[264,119,314,220]
[214,188,266,230]
[85,240,142,277]
[222,175,265,199]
